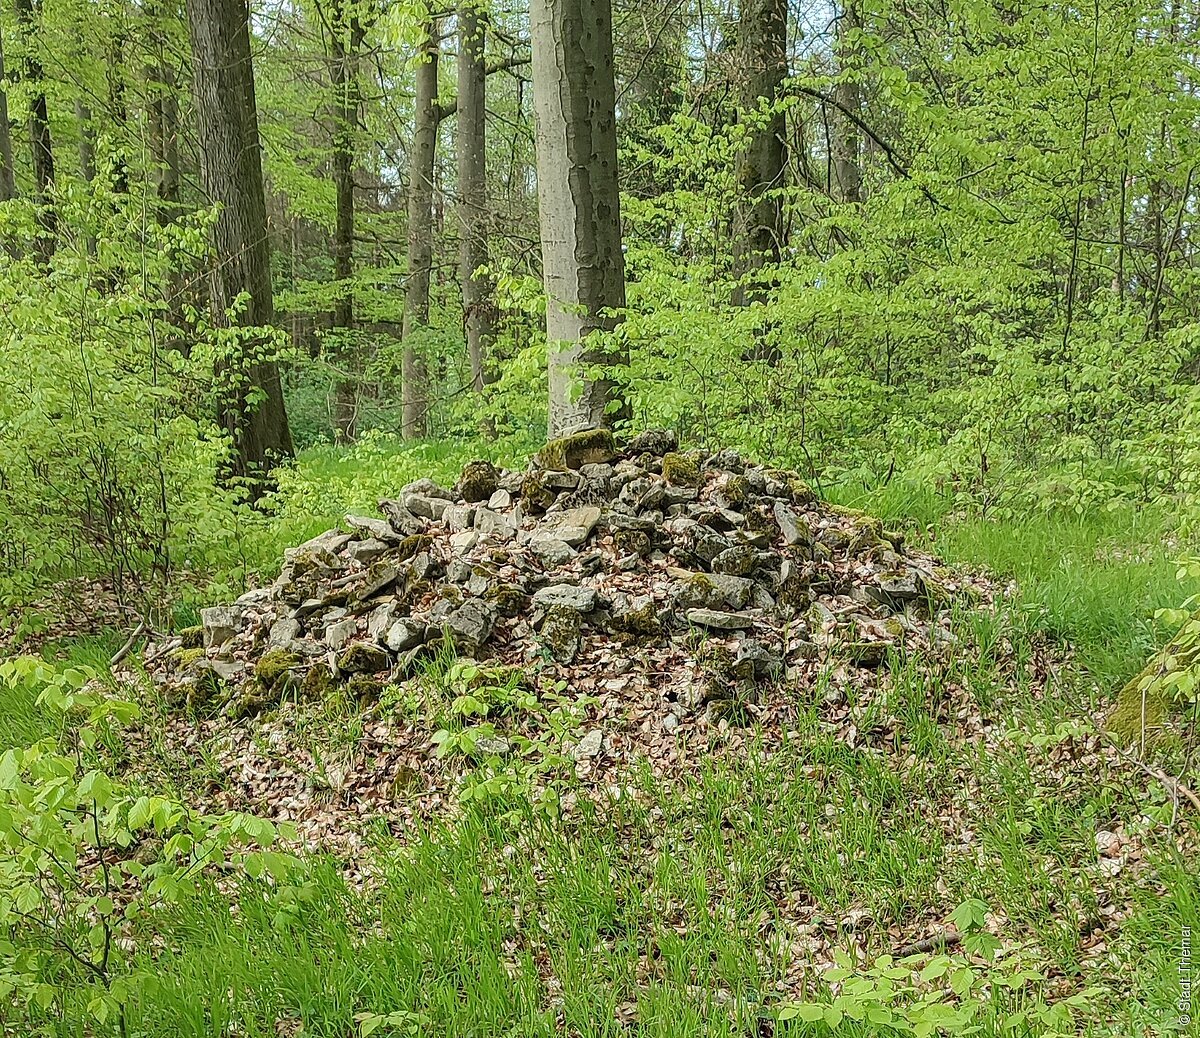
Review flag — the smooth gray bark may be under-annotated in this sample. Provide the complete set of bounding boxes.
[15,0,55,260]
[457,0,496,394]
[186,0,294,493]
[401,18,438,439]
[832,0,862,203]
[530,0,627,436]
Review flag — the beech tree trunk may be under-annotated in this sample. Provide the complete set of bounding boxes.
[330,11,364,444]
[458,0,495,395]
[400,18,438,439]
[530,0,627,437]
[15,0,55,260]
[731,0,786,307]
[832,0,862,203]
[0,27,16,201]
[148,0,181,218]
[186,0,294,493]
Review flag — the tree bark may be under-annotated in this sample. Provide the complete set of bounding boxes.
[0,26,16,201]
[186,0,293,494]
[458,0,496,395]
[401,18,438,439]
[530,0,628,437]
[15,0,55,261]
[74,99,95,182]
[329,7,364,444]
[147,0,181,218]
[832,0,862,203]
[732,0,786,307]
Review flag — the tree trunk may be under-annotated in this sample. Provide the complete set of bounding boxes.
[0,26,16,201]
[731,0,786,307]
[147,0,181,219]
[15,0,55,261]
[75,99,95,182]
[186,0,293,494]
[832,0,861,203]
[458,0,496,395]
[401,18,438,439]
[330,9,364,444]
[530,0,627,437]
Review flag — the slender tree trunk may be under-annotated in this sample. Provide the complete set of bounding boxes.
[15,0,55,261]
[147,0,181,219]
[732,0,786,307]
[458,0,495,395]
[186,0,294,494]
[530,0,627,436]
[400,18,438,439]
[832,0,862,203]
[75,99,95,181]
[107,29,129,193]
[0,27,16,201]
[330,12,363,444]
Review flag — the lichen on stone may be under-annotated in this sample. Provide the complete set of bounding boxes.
[301,665,337,700]
[521,471,557,512]
[661,452,700,488]
[177,625,204,649]
[396,534,434,563]
[337,643,392,674]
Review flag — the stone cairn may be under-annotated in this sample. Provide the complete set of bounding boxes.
[150,430,974,721]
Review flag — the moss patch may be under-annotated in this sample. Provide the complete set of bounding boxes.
[457,460,499,503]
[177,625,204,649]
[536,429,616,470]
[662,452,700,488]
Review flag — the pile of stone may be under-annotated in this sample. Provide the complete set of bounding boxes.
[150,430,982,721]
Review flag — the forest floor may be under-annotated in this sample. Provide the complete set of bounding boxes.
[4,444,1197,1037]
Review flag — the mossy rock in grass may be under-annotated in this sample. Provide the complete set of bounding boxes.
[535,429,616,471]
[301,664,338,700]
[1108,613,1200,744]
[521,471,557,512]
[661,452,701,488]
[345,674,384,701]
[396,534,434,563]
[457,460,499,503]
[255,649,302,687]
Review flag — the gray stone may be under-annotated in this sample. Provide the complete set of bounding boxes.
[443,504,477,532]
[733,640,783,680]
[446,560,472,583]
[572,729,604,760]
[773,502,810,546]
[201,605,241,648]
[467,572,492,597]
[475,507,517,542]
[404,494,449,520]
[325,618,357,649]
[345,514,401,544]
[578,463,614,481]
[542,469,581,491]
[410,552,436,583]
[487,488,513,510]
[267,618,302,649]
[234,587,274,607]
[449,530,479,553]
[378,499,423,536]
[444,600,496,655]
[534,505,602,548]
[367,604,398,640]
[533,583,597,612]
[298,528,354,555]
[711,544,761,576]
[471,735,511,757]
[345,537,390,564]
[662,712,680,732]
[357,562,400,600]
[673,572,758,611]
[685,608,754,630]
[625,429,677,456]
[401,477,454,501]
[530,537,576,567]
[386,619,427,652]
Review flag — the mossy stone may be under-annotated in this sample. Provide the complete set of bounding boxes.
[536,429,616,470]
[661,452,701,488]
[521,471,557,512]
[484,582,529,617]
[255,649,302,687]
[345,674,384,700]
[301,665,338,700]
[539,605,583,663]
[337,643,392,674]
[177,625,204,649]
[789,478,816,506]
[397,534,434,563]
[613,528,652,557]
[171,646,207,669]
[457,460,499,502]
[722,475,751,509]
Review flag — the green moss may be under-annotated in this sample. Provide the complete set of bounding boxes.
[255,649,301,687]
[177,625,204,649]
[661,452,700,488]
[171,646,207,670]
[397,534,434,563]
[696,641,735,679]
[338,642,392,674]
[345,674,384,700]
[789,478,816,505]
[722,475,751,509]
[612,597,661,635]
[535,428,616,470]
[457,459,499,502]
[539,605,583,663]
[301,665,338,699]
[484,582,528,617]
[521,471,557,511]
